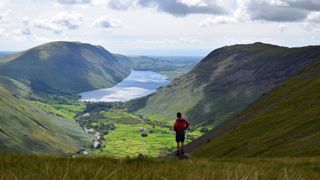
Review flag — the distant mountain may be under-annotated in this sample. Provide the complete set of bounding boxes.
[0,51,16,59]
[0,85,91,154]
[113,55,201,80]
[128,42,320,127]
[189,60,320,157]
[0,41,129,95]
[114,54,175,72]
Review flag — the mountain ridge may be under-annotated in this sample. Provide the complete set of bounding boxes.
[190,59,320,157]
[0,41,130,95]
[128,42,320,127]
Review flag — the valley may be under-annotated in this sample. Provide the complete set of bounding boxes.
[3,0,320,178]
[24,94,202,158]
[1,41,320,179]
[0,42,203,157]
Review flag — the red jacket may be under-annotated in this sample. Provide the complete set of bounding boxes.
[173,117,190,132]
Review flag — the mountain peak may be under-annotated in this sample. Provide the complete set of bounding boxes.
[0,41,130,94]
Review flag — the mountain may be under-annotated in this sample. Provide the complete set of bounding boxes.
[189,60,320,157]
[114,54,175,72]
[0,84,91,154]
[0,41,129,95]
[113,54,201,80]
[128,42,320,127]
[0,51,15,58]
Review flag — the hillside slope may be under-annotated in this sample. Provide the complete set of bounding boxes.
[190,60,320,157]
[0,85,91,154]
[0,41,129,95]
[129,43,320,127]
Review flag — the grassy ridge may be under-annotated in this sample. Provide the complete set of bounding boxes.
[1,153,320,179]
[192,61,320,157]
[129,43,320,127]
[0,41,129,95]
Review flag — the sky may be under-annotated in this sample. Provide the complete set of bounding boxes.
[0,0,320,56]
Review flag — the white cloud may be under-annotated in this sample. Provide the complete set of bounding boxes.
[54,12,83,30]
[108,0,138,10]
[0,27,33,41]
[14,28,33,40]
[304,22,320,32]
[130,37,203,45]
[199,0,250,27]
[93,16,122,28]
[57,0,91,5]
[278,24,288,31]
[177,0,208,7]
[21,17,30,26]
[33,19,62,34]
[0,1,10,21]
[33,11,83,34]
[199,16,236,26]
[306,11,320,23]
[179,37,203,44]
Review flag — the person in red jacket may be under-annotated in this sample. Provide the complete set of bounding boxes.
[173,112,190,156]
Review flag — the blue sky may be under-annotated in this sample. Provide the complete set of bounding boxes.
[0,0,320,56]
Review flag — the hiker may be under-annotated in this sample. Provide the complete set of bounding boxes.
[173,112,189,156]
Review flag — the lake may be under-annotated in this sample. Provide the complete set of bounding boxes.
[79,70,170,102]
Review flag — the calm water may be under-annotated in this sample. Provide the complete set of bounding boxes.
[79,70,170,102]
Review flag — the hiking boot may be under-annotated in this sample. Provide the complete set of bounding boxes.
[181,149,184,155]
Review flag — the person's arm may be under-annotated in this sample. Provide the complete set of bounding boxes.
[173,121,177,132]
[185,120,190,130]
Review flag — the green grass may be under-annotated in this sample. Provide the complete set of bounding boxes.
[97,124,174,158]
[77,108,202,158]
[103,111,140,120]
[1,153,320,179]
[96,123,201,158]
[30,101,85,120]
[193,61,320,158]
[0,85,91,154]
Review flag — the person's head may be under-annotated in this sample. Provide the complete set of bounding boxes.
[177,112,182,118]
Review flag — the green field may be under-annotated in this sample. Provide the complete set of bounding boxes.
[1,153,320,179]
[97,124,176,158]
[30,101,85,120]
[78,109,202,158]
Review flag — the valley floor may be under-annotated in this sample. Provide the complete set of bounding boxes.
[1,153,320,179]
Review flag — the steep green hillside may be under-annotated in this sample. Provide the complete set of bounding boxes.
[0,85,91,154]
[0,41,129,95]
[191,60,320,157]
[129,43,320,127]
